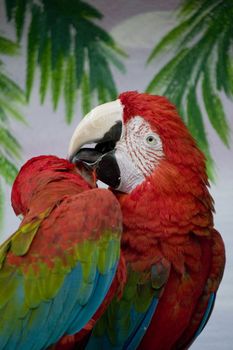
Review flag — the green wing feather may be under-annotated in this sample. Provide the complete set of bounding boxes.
[87,259,171,349]
[0,188,122,350]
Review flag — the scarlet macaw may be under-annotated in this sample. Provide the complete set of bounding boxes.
[65,91,225,349]
[0,155,123,349]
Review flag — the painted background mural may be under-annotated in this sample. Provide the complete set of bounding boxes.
[0,0,232,348]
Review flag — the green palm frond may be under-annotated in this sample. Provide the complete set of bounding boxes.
[146,0,233,179]
[0,179,4,232]
[0,34,26,231]
[0,155,19,185]
[5,0,126,122]
[0,36,19,55]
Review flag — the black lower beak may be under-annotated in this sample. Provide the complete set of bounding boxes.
[72,148,102,166]
[96,151,120,188]
[72,148,120,189]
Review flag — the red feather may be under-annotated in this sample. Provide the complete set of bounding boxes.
[26,92,225,349]
[117,92,225,348]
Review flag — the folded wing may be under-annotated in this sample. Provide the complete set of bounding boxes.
[0,188,122,350]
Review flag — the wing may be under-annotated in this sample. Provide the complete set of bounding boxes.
[134,231,225,350]
[0,188,122,350]
[86,258,171,350]
[86,229,225,350]
[174,229,225,349]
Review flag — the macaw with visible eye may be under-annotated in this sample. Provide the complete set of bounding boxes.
[0,155,123,350]
[66,91,225,349]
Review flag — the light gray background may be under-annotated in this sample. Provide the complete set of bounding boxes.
[0,1,232,348]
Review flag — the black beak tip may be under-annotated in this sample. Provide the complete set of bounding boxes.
[96,151,120,188]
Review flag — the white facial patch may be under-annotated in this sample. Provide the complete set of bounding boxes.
[115,116,164,193]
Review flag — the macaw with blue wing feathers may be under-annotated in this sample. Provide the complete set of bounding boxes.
[0,155,123,350]
[63,91,225,349]
[0,91,225,350]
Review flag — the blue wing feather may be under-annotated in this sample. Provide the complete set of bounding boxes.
[123,297,159,350]
[194,292,216,339]
[0,253,119,350]
[86,297,159,350]
[0,188,122,350]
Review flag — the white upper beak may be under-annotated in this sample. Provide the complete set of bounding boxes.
[68,99,124,160]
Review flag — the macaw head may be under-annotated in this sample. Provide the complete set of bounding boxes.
[68,91,208,195]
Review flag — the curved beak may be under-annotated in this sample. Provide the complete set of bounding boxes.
[68,99,123,161]
[68,99,124,188]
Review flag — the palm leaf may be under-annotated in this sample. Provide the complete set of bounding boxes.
[26,4,40,100]
[187,87,214,180]
[0,72,25,103]
[5,0,125,122]
[147,19,193,64]
[74,33,85,88]
[100,43,126,74]
[0,34,26,231]
[147,0,232,180]
[202,65,230,147]
[51,54,64,110]
[0,154,19,184]
[187,87,208,153]
[0,107,7,122]
[50,18,70,69]
[0,97,26,123]
[162,49,198,109]
[0,36,19,55]
[0,127,21,159]
[81,72,91,116]
[179,0,205,17]
[97,83,107,106]
[147,0,219,64]
[39,38,51,104]
[74,0,103,19]
[4,0,17,20]
[64,55,76,124]
[179,0,221,18]
[15,0,28,41]
[227,51,233,96]
[0,180,4,233]
[216,27,233,98]
[88,43,117,103]
[147,49,189,95]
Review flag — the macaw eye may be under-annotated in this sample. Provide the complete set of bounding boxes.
[146,135,157,146]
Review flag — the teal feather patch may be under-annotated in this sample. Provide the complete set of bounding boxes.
[0,188,122,350]
[86,260,170,349]
[194,292,216,338]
